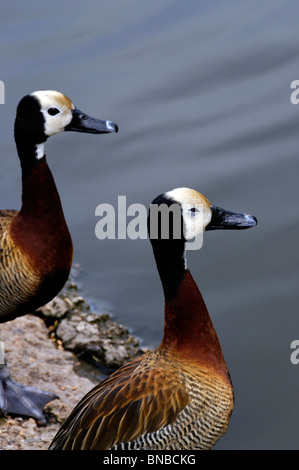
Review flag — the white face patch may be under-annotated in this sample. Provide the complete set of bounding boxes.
[165,187,213,241]
[31,90,74,137]
[181,203,205,240]
[35,143,45,160]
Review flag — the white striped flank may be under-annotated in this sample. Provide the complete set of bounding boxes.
[112,369,233,450]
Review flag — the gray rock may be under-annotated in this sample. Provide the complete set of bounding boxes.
[39,275,145,369]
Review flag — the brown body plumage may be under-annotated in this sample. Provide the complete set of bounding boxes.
[0,160,72,323]
[50,271,233,450]
[0,90,118,422]
[49,188,256,449]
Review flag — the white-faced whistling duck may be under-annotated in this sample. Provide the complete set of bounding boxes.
[0,90,118,423]
[49,187,257,449]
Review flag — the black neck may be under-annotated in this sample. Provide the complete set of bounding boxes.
[14,112,47,172]
[150,237,186,301]
[148,196,187,301]
[16,140,44,172]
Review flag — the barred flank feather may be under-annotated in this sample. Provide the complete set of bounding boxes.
[0,211,40,319]
[49,349,233,450]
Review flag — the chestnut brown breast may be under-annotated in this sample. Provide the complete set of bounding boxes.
[0,158,73,323]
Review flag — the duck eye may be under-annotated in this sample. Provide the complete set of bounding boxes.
[189,207,200,216]
[47,107,60,116]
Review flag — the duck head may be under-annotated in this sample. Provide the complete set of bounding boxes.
[164,187,257,238]
[149,187,257,243]
[148,187,257,300]
[14,90,118,161]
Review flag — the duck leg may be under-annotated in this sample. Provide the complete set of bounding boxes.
[0,342,57,425]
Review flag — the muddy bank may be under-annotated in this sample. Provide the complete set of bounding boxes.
[0,273,147,450]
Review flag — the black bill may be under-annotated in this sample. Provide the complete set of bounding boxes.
[65,108,118,134]
[206,205,257,231]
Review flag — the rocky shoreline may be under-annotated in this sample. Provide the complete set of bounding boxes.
[0,271,147,450]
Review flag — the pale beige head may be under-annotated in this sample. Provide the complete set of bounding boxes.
[165,187,213,241]
[165,187,257,241]
[31,90,75,137]
[15,90,118,161]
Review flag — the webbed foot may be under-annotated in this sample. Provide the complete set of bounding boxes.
[0,364,58,424]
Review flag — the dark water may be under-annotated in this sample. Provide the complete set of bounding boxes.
[1,0,299,450]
